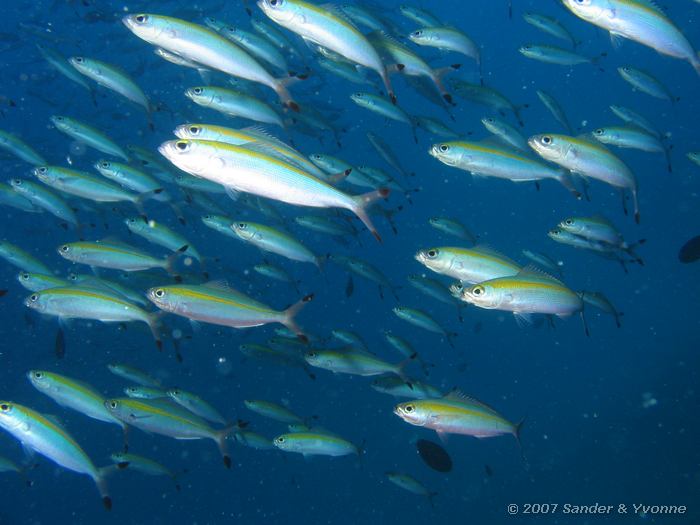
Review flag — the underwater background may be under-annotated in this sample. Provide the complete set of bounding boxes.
[0,0,699,524]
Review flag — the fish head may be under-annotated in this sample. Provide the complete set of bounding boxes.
[27,370,50,389]
[547,228,567,242]
[518,44,537,58]
[8,178,26,192]
[56,243,75,261]
[480,117,503,135]
[393,401,429,426]
[528,134,564,161]
[0,402,21,430]
[408,29,436,45]
[448,281,465,299]
[415,247,446,272]
[166,388,182,402]
[231,221,255,241]
[462,283,500,309]
[558,217,583,235]
[110,452,127,463]
[24,291,46,312]
[350,92,371,107]
[32,166,53,184]
[122,14,166,42]
[158,140,218,176]
[16,271,32,287]
[272,434,294,451]
[429,142,460,166]
[147,286,179,311]
[50,115,71,132]
[303,349,323,366]
[257,0,298,24]
[561,0,608,22]
[125,216,148,233]
[174,124,204,139]
[184,87,211,105]
[69,56,99,77]
[104,399,125,418]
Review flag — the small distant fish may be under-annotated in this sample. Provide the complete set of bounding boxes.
[273,431,360,458]
[385,472,437,506]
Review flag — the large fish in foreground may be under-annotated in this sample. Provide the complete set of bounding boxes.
[159,139,389,241]
[394,390,524,446]
[561,0,700,75]
[0,401,113,509]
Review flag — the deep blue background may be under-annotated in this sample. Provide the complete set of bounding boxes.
[0,1,699,524]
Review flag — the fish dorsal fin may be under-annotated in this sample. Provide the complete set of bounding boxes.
[444,389,498,413]
[240,126,292,150]
[203,279,233,291]
[320,3,361,30]
[632,0,666,15]
[238,141,294,163]
[99,237,139,250]
[516,265,565,285]
[471,245,518,265]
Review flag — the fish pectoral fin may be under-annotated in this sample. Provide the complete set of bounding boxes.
[609,32,624,50]
[513,312,533,327]
[435,430,449,444]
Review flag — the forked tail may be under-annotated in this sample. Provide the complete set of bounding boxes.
[351,188,391,242]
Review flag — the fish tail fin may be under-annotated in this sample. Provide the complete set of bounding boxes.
[164,244,189,280]
[351,188,390,242]
[381,66,399,105]
[663,143,673,173]
[214,424,237,469]
[432,64,460,106]
[146,312,164,351]
[132,188,164,217]
[396,352,417,381]
[94,473,112,510]
[514,417,526,463]
[273,75,301,113]
[283,293,314,343]
[556,169,581,199]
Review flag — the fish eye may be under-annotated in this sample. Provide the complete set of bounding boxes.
[307,352,316,358]
[193,87,203,95]
[412,30,422,37]
[60,245,70,253]
[594,129,603,135]
[74,57,84,63]
[135,14,148,23]
[472,286,484,296]
[108,401,118,409]
[276,436,285,443]
[270,0,284,6]
[439,144,449,152]
[12,179,21,185]
[426,249,438,258]
[175,141,189,152]
[524,45,532,50]
[542,136,552,145]
[189,126,200,134]
[33,371,43,379]
[0,404,9,411]
[100,161,110,168]
[237,223,247,229]
[154,289,165,298]
[20,272,29,280]
[30,294,39,302]
[68,273,78,281]
[404,404,414,413]
[565,219,573,225]
[37,166,47,174]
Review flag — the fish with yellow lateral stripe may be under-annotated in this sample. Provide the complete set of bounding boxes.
[57,240,186,275]
[455,268,589,334]
[159,138,389,241]
[104,397,241,468]
[147,281,313,341]
[24,286,164,350]
[415,246,521,284]
[0,401,114,509]
[429,140,580,197]
[394,390,524,447]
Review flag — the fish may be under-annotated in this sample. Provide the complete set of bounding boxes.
[457,268,585,328]
[416,439,452,472]
[617,66,678,103]
[304,347,412,378]
[678,235,700,263]
[201,214,238,239]
[366,132,413,178]
[214,23,288,72]
[57,240,183,275]
[231,221,321,268]
[24,287,163,350]
[561,0,700,75]
[519,44,603,66]
[371,375,442,399]
[0,401,112,509]
[109,452,180,490]
[382,330,433,375]
[428,217,477,244]
[244,400,304,424]
[385,472,437,505]
[407,274,464,320]
[0,182,43,213]
[51,115,128,160]
[408,26,480,73]
[580,291,623,328]
[104,397,236,468]
[233,430,275,450]
[273,432,360,457]
[523,12,578,48]
[558,216,644,263]
[591,126,671,172]
[351,92,417,142]
[399,5,441,26]
[67,273,149,307]
[415,246,521,284]
[548,227,637,272]
[536,90,572,133]
[0,129,47,165]
[521,250,562,276]
[429,140,580,197]
[10,178,79,227]
[257,0,396,103]
[239,343,315,379]
[122,14,300,110]
[528,133,639,223]
[0,241,52,274]
[93,160,169,202]
[392,306,456,347]
[184,86,285,128]
[36,44,93,94]
[158,139,389,241]
[27,370,125,430]
[146,281,312,340]
[481,116,529,152]
[166,388,226,425]
[17,272,69,292]
[609,105,661,138]
[331,329,368,350]
[395,390,524,446]
[108,363,161,388]
[125,218,201,263]
[124,385,166,399]
[687,152,699,168]
[328,254,399,299]
[450,80,525,126]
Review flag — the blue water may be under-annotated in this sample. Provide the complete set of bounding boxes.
[0,1,699,524]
